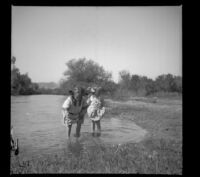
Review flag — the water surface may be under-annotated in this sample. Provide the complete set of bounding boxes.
[11,95,147,158]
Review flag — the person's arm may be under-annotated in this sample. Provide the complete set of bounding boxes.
[79,97,89,118]
[79,108,87,118]
[62,96,72,116]
[100,96,105,108]
[86,96,91,106]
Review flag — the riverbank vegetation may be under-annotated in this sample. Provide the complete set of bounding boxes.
[11,57,41,95]
[11,57,182,98]
[58,58,182,98]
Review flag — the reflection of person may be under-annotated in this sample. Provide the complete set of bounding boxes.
[67,139,84,157]
[62,87,88,138]
[11,126,15,149]
[10,126,19,155]
[87,87,105,136]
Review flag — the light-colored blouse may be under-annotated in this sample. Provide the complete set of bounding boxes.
[62,96,83,115]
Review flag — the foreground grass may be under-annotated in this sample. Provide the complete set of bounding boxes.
[11,138,181,174]
[11,97,182,174]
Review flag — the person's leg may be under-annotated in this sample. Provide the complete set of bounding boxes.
[62,110,65,124]
[96,120,101,137]
[75,121,81,137]
[91,120,95,136]
[93,120,96,132]
[67,124,72,138]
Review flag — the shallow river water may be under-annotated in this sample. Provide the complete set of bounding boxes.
[11,95,147,158]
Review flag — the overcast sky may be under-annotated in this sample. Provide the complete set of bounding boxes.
[12,6,182,83]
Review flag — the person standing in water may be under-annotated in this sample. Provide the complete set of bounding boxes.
[87,87,105,137]
[62,87,88,138]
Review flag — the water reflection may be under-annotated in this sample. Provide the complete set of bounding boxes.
[64,136,107,159]
[66,139,84,157]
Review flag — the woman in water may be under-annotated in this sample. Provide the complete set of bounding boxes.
[62,87,88,138]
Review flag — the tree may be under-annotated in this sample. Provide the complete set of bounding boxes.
[11,66,21,95]
[98,80,118,95]
[11,56,40,95]
[18,73,32,94]
[118,70,131,89]
[170,76,182,93]
[130,74,141,93]
[61,58,113,93]
[64,58,112,84]
[155,74,174,92]
[154,74,182,93]
[145,78,156,95]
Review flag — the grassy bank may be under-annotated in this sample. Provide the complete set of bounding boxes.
[11,139,181,174]
[11,97,182,174]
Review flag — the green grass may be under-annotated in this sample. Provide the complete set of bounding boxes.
[11,97,182,174]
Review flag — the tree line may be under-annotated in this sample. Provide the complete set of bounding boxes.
[118,70,182,96]
[11,57,40,95]
[11,57,182,97]
[59,58,182,97]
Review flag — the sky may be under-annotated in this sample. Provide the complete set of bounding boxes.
[12,6,182,83]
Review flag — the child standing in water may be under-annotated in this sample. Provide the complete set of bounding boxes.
[87,87,105,137]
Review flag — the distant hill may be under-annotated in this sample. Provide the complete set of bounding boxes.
[37,82,59,89]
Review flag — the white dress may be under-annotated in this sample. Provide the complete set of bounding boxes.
[87,95,105,121]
